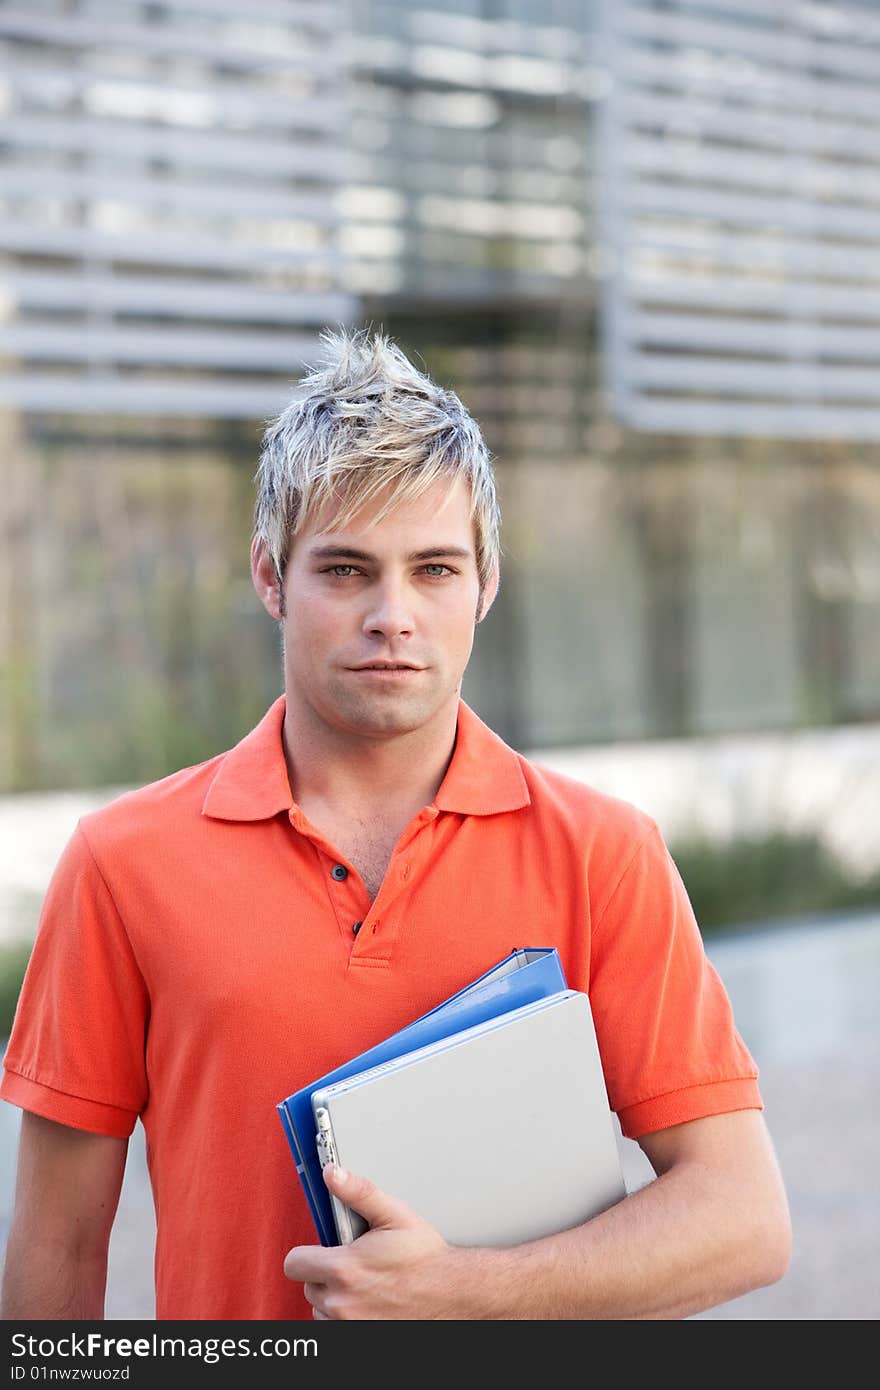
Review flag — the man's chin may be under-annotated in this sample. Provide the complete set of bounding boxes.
[345,704,432,738]
[330,686,447,738]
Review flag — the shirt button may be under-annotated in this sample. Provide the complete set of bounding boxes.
[331,864,348,881]
[352,921,362,936]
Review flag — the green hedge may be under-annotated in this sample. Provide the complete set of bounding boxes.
[0,940,32,1037]
[671,831,880,935]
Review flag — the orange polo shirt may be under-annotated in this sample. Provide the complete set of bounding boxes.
[1,695,761,1320]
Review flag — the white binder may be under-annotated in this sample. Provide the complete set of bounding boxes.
[311,989,628,1247]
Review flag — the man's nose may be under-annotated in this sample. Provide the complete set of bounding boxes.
[362,579,415,638]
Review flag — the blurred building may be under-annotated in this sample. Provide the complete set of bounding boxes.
[600,0,880,442]
[1,0,879,791]
[0,0,354,416]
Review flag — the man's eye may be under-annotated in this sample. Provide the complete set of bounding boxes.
[423,564,452,577]
[329,565,359,577]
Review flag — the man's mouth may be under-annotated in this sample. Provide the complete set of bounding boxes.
[350,662,423,671]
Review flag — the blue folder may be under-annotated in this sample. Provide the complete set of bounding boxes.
[277,946,568,1245]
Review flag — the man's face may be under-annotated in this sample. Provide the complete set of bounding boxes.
[267,475,496,742]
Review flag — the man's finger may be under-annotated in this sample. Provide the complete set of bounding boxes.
[283,1244,335,1282]
[302,1280,326,1309]
[322,1163,423,1232]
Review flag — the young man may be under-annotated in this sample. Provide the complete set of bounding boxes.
[0,330,791,1321]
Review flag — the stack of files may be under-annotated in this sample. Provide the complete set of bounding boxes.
[277,947,627,1248]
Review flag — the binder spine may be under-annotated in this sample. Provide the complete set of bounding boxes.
[277,1100,333,1245]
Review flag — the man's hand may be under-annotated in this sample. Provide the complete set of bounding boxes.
[283,1165,463,1320]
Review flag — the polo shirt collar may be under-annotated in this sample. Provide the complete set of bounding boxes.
[202,693,530,823]
[202,695,293,822]
[433,699,530,816]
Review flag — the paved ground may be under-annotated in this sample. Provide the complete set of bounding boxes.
[695,1035,880,1319]
[2,911,878,1320]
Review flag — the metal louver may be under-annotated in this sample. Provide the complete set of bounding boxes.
[0,0,357,417]
[596,0,880,439]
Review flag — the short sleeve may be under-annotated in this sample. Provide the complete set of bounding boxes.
[0,822,149,1137]
[589,824,762,1139]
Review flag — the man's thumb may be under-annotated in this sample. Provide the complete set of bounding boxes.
[323,1163,420,1232]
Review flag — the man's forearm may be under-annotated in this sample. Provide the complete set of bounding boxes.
[1,1234,108,1320]
[445,1160,791,1320]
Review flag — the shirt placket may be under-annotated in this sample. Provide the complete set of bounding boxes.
[288,808,370,946]
[346,807,440,967]
[287,805,442,961]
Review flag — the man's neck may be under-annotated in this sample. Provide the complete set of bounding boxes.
[281,698,459,819]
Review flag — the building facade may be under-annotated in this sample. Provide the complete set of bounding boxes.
[1,0,879,790]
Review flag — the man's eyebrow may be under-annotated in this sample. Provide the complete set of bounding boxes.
[307,544,473,562]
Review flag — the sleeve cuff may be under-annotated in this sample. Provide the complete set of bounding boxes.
[617,1076,763,1140]
[0,1067,139,1138]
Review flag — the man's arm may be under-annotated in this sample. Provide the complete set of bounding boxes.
[1,1111,128,1320]
[284,1108,792,1320]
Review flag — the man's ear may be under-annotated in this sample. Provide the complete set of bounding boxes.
[476,563,500,623]
[250,536,284,620]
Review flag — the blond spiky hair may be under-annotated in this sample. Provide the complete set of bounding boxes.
[253,327,501,596]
